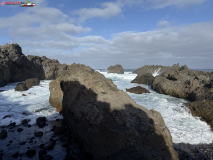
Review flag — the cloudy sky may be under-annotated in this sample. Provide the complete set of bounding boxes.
[0,0,213,69]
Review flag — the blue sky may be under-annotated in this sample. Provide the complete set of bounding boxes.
[0,0,213,69]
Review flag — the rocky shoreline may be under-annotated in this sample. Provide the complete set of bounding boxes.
[1,43,213,159]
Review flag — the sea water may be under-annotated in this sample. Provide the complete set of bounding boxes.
[0,69,213,144]
[96,69,213,144]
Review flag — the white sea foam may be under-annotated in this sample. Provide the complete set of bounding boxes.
[0,80,62,126]
[152,68,161,77]
[99,71,213,144]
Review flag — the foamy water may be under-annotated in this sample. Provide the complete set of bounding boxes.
[0,80,62,126]
[0,71,213,144]
[98,71,213,144]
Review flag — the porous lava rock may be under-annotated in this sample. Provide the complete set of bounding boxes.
[49,63,179,160]
[36,117,46,128]
[0,43,69,87]
[133,64,180,75]
[152,66,213,101]
[126,86,150,94]
[107,64,124,74]
[131,72,154,85]
[15,83,28,91]
[25,78,40,88]
[185,100,213,130]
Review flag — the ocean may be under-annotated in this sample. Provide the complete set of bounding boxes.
[0,69,213,145]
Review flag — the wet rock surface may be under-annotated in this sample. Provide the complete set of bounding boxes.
[126,86,150,94]
[50,64,179,160]
[15,83,28,91]
[25,78,40,88]
[37,117,47,128]
[131,72,154,85]
[107,64,124,74]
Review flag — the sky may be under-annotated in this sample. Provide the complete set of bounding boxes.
[0,0,213,69]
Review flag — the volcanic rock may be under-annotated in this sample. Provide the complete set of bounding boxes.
[0,129,7,139]
[26,149,36,156]
[133,64,180,75]
[49,63,178,160]
[43,140,56,150]
[25,78,40,88]
[15,83,28,91]
[34,131,43,137]
[185,100,213,130]
[152,66,213,101]
[126,86,150,94]
[131,72,154,85]
[107,64,124,74]
[36,117,46,128]
[17,128,23,132]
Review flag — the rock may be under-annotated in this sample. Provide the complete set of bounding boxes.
[39,150,47,159]
[43,140,56,150]
[19,141,26,145]
[15,83,28,91]
[133,64,180,75]
[25,78,40,88]
[17,128,23,132]
[9,140,13,143]
[131,72,154,85]
[22,94,27,96]
[49,64,178,160]
[53,126,65,134]
[185,100,213,130]
[0,90,4,92]
[34,131,43,137]
[26,149,36,156]
[2,115,11,119]
[12,151,19,157]
[42,155,53,160]
[9,122,16,126]
[21,119,30,125]
[126,86,150,94]
[107,64,124,74]
[36,117,46,128]
[152,67,213,101]
[0,129,7,139]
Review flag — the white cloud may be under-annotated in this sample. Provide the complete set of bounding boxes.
[157,20,170,28]
[73,2,122,23]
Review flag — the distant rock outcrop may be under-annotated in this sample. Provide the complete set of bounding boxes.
[131,72,154,85]
[25,78,40,88]
[107,64,124,74]
[49,63,178,160]
[126,86,150,94]
[0,43,69,87]
[15,83,28,91]
[133,64,180,76]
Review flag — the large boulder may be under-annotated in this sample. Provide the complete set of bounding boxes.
[49,63,179,160]
[185,100,213,130]
[126,86,150,94]
[131,72,154,85]
[152,66,213,101]
[107,64,124,74]
[25,78,40,88]
[15,83,28,91]
[133,64,180,75]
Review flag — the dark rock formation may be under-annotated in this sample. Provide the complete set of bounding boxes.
[126,86,150,94]
[26,149,36,156]
[34,131,43,137]
[107,64,124,74]
[36,117,46,128]
[0,43,69,87]
[25,78,40,88]
[131,72,154,85]
[0,129,7,139]
[185,100,213,130]
[49,64,178,160]
[133,64,180,75]
[17,128,23,132]
[44,140,56,150]
[152,66,213,101]
[15,83,28,91]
